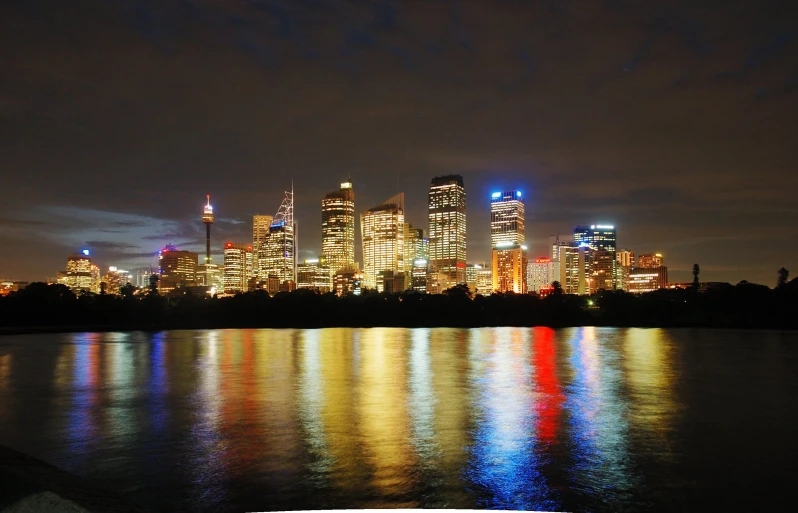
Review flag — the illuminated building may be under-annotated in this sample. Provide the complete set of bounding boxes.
[574,224,617,290]
[628,267,668,293]
[259,189,296,287]
[201,194,215,265]
[321,179,355,273]
[158,245,198,293]
[428,175,467,284]
[616,249,635,268]
[333,268,362,296]
[197,263,223,295]
[57,250,99,293]
[404,224,425,271]
[223,242,254,294]
[492,244,528,294]
[297,258,332,293]
[427,271,455,295]
[379,270,407,294]
[361,193,405,291]
[476,267,493,295]
[529,258,555,293]
[136,270,153,288]
[411,259,429,292]
[0,282,28,296]
[637,253,664,268]
[491,190,525,248]
[252,214,274,278]
[101,266,132,294]
[555,244,592,294]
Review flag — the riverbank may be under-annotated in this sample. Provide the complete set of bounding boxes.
[0,445,149,513]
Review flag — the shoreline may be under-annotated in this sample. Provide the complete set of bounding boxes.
[1,321,794,337]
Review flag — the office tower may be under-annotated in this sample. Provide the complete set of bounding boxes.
[404,224,425,271]
[333,268,362,296]
[574,224,617,290]
[57,250,96,293]
[158,245,198,293]
[555,244,592,295]
[321,178,356,273]
[411,259,429,293]
[616,249,635,268]
[628,267,668,293]
[476,267,493,295]
[637,253,664,268]
[428,175,467,284]
[529,258,555,294]
[201,194,214,265]
[136,270,153,288]
[102,266,132,295]
[252,214,274,278]
[296,258,332,293]
[259,190,296,287]
[491,189,527,293]
[492,246,528,294]
[491,190,525,248]
[223,243,253,294]
[361,193,405,291]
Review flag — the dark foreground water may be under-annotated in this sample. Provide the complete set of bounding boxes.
[0,327,796,512]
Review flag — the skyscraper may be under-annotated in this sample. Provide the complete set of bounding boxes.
[574,224,617,290]
[57,251,99,293]
[322,179,356,273]
[361,193,405,291]
[428,175,466,284]
[158,245,198,293]
[491,190,525,248]
[529,258,555,293]
[201,194,214,265]
[491,189,527,293]
[252,214,274,278]
[259,190,296,286]
[637,253,664,268]
[223,242,253,294]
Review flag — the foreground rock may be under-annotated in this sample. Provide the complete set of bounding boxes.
[0,445,149,513]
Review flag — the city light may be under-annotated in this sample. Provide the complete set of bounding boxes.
[496,241,515,248]
[596,224,614,229]
[82,249,90,256]
[491,192,501,198]
[516,191,522,197]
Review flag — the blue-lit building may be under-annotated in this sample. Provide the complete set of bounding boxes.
[490,190,525,249]
[573,224,617,291]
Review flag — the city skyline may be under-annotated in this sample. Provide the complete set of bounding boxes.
[2,1,796,286]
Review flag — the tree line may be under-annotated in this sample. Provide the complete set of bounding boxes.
[1,268,796,332]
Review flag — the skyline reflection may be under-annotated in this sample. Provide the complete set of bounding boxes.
[0,327,699,513]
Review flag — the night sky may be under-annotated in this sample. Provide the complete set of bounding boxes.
[2,0,797,286]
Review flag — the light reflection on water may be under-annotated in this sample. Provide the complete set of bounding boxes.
[1,327,797,512]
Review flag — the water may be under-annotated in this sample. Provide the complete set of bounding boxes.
[0,327,796,512]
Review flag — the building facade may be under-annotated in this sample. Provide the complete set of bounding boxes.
[628,267,668,293]
[528,258,555,293]
[223,243,253,294]
[252,214,274,278]
[259,191,296,286]
[296,258,332,293]
[361,193,405,291]
[491,190,525,248]
[158,246,198,293]
[58,252,100,294]
[574,224,617,290]
[321,179,356,273]
[428,175,467,285]
[492,245,528,294]
[637,253,664,268]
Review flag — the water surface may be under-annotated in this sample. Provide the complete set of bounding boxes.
[0,327,796,512]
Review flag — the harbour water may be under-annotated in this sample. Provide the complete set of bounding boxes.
[0,327,796,512]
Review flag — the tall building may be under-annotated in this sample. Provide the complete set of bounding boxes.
[637,253,664,268]
[411,259,429,293]
[321,179,356,273]
[252,214,274,278]
[296,258,332,293]
[491,189,527,294]
[491,190,525,248]
[616,249,635,268]
[101,266,132,295]
[223,243,253,294]
[528,258,555,294]
[492,245,528,294]
[158,245,198,293]
[259,190,296,286]
[574,224,617,290]
[428,175,467,285]
[57,250,99,293]
[361,193,405,291]
[201,194,215,265]
[555,244,592,294]
[333,268,362,296]
[404,224,424,272]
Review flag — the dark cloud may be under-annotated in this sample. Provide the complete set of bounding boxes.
[1,0,797,285]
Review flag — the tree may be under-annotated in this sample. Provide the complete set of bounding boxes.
[551,281,563,295]
[148,273,160,296]
[100,282,107,296]
[692,264,700,290]
[777,267,789,288]
[120,283,136,299]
